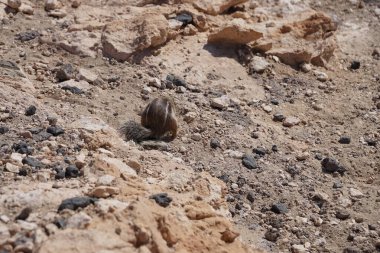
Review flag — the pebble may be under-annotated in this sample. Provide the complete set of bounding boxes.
[97,175,115,186]
[25,105,37,116]
[253,147,266,156]
[211,95,230,110]
[47,126,65,136]
[336,209,350,220]
[315,71,328,82]
[45,0,61,11]
[13,141,34,155]
[150,193,172,207]
[166,74,187,87]
[221,229,240,243]
[333,181,343,188]
[246,192,255,203]
[65,165,79,178]
[349,188,364,198]
[22,156,43,168]
[5,162,20,173]
[300,62,312,73]
[78,68,98,84]
[210,138,221,149]
[283,117,300,127]
[66,212,92,229]
[58,197,98,211]
[19,4,34,14]
[273,112,285,122]
[89,186,120,198]
[242,154,257,170]
[0,126,9,134]
[350,60,360,70]
[183,112,197,123]
[191,133,202,141]
[271,203,288,214]
[15,207,32,221]
[56,64,74,82]
[265,230,279,242]
[262,105,272,113]
[7,0,21,9]
[249,56,270,73]
[339,136,351,144]
[321,157,346,174]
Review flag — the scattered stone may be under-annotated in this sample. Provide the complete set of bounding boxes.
[89,186,120,198]
[349,188,364,198]
[166,74,187,87]
[211,95,230,110]
[54,167,65,180]
[221,229,239,243]
[333,181,343,188]
[249,56,270,74]
[300,62,312,72]
[191,133,202,141]
[253,147,266,156]
[350,60,360,70]
[78,68,99,84]
[273,113,286,122]
[71,0,81,8]
[183,112,197,123]
[47,126,65,136]
[13,141,34,155]
[58,197,98,212]
[262,105,272,113]
[25,105,37,116]
[22,156,43,168]
[15,31,40,42]
[97,175,115,186]
[271,203,288,214]
[210,138,221,149]
[339,136,351,144]
[45,0,61,11]
[336,209,350,220]
[19,4,34,14]
[246,192,255,203]
[5,162,20,173]
[65,165,79,178]
[56,64,75,82]
[150,193,172,207]
[242,154,257,170]
[272,145,278,152]
[66,212,92,229]
[0,126,9,134]
[283,117,300,127]
[321,157,346,174]
[15,207,32,221]
[265,230,279,242]
[61,85,84,94]
[19,167,28,176]
[208,19,262,44]
[315,71,328,82]
[7,0,21,9]
[175,12,193,25]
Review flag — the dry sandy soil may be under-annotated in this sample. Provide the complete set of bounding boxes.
[0,0,379,252]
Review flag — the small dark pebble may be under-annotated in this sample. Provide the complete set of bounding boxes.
[25,105,36,116]
[166,74,187,88]
[61,85,84,94]
[264,230,279,242]
[34,131,52,142]
[321,157,346,174]
[18,167,28,176]
[273,113,285,122]
[350,60,360,70]
[286,165,300,177]
[29,128,43,134]
[338,136,351,144]
[15,207,32,221]
[315,153,323,160]
[53,217,67,229]
[366,139,377,147]
[56,64,74,82]
[270,99,279,105]
[0,126,9,134]
[22,156,43,168]
[246,192,255,203]
[210,138,221,149]
[272,145,278,152]
[175,12,193,25]
[58,196,98,212]
[253,147,266,156]
[336,209,350,220]
[54,167,65,180]
[368,224,378,230]
[12,141,34,155]
[150,193,172,207]
[65,165,79,178]
[271,203,288,214]
[15,31,40,42]
[333,181,343,189]
[251,132,259,139]
[218,174,229,183]
[242,154,257,170]
[47,126,65,136]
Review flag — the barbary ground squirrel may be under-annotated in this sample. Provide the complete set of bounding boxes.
[120,97,178,142]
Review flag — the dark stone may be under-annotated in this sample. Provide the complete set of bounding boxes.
[0,60,20,70]
[253,147,266,156]
[251,132,259,139]
[47,126,65,136]
[34,131,52,142]
[15,31,40,42]
[333,180,343,189]
[22,156,43,168]
[350,60,360,70]
[150,193,172,207]
[29,128,43,134]
[58,196,98,211]
[264,230,279,242]
[15,207,32,221]
[18,167,28,176]
[218,174,229,183]
[65,165,79,178]
[25,105,37,116]
[242,154,257,170]
[210,138,221,149]
[175,12,193,26]
[166,74,187,88]
[368,224,377,230]
[338,136,351,144]
[0,126,9,134]
[12,141,34,155]
[272,145,278,152]
[271,203,288,214]
[53,217,67,229]
[336,209,350,220]
[315,153,323,160]
[366,139,377,147]
[54,167,65,180]
[321,157,346,174]
[273,113,285,122]
[61,85,84,94]
[56,64,74,82]
[286,165,300,177]
[246,192,255,203]
[270,99,279,105]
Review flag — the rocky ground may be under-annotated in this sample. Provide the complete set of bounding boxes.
[0,0,379,252]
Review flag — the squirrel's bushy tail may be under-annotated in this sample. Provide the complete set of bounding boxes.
[119,120,152,142]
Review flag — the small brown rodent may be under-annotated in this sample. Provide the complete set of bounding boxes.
[120,97,178,142]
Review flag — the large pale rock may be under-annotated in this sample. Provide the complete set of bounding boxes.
[94,155,137,177]
[194,0,248,15]
[102,12,169,61]
[208,19,263,44]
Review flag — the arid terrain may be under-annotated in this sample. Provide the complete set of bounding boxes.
[0,0,379,252]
